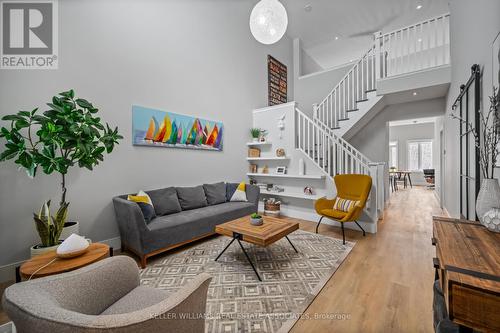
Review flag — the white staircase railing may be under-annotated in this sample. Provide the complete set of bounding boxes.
[376,13,450,78]
[313,45,377,131]
[313,13,450,132]
[295,107,384,221]
[296,107,371,177]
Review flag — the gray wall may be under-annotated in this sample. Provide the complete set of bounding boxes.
[300,48,323,76]
[443,0,500,216]
[389,122,435,170]
[0,0,294,266]
[349,98,446,166]
[294,64,350,116]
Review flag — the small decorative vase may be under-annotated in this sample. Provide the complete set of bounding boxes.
[30,242,61,258]
[60,221,79,240]
[299,158,305,175]
[250,217,263,226]
[476,178,500,223]
[482,208,500,233]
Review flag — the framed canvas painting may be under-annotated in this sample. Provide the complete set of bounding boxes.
[132,105,223,151]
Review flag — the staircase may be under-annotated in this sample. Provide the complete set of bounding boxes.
[312,13,450,137]
[292,13,450,222]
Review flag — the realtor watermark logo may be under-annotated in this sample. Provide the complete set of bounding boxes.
[0,0,58,69]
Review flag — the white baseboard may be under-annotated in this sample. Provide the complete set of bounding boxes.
[260,203,377,234]
[0,236,122,284]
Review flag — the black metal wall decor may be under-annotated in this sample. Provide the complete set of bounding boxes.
[452,64,481,220]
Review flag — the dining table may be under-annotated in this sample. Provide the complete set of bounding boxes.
[389,170,413,191]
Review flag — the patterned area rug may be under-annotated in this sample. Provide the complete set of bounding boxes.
[140,230,354,333]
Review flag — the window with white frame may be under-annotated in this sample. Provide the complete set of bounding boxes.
[389,141,398,169]
[407,140,433,171]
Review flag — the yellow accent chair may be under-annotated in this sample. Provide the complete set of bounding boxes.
[315,174,372,244]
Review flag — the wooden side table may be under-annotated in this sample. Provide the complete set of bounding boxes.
[16,243,112,282]
[432,216,500,332]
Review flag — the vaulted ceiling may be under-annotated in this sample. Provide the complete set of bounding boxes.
[281,0,450,69]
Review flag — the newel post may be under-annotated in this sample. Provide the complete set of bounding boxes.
[368,163,380,224]
[374,31,382,81]
[312,103,318,119]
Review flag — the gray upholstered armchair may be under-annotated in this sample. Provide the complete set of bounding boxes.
[2,256,212,333]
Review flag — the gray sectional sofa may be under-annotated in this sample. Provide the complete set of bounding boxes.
[113,182,259,267]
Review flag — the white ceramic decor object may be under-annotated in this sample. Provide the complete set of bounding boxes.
[56,233,90,258]
[476,178,500,223]
[482,208,500,233]
[60,221,80,240]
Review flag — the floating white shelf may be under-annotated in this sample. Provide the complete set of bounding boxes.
[246,173,325,180]
[246,141,272,146]
[260,189,324,200]
[246,157,289,161]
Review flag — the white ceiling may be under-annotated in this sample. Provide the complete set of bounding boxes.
[281,0,450,69]
[389,117,437,127]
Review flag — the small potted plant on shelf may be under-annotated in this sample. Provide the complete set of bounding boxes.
[250,213,263,226]
[0,89,123,256]
[250,128,261,142]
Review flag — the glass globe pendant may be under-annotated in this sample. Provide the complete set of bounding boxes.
[249,0,288,45]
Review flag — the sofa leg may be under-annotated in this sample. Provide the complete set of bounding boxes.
[315,216,324,234]
[140,256,147,269]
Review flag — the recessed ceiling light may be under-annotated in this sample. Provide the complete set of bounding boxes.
[413,92,418,96]
[304,4,312,12]
[417,38,423,42]
[335,36,339,40]
[416,5,423,9]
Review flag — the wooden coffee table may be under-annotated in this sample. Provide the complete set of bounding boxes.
[17,243,112,282]
[215,215,299,281]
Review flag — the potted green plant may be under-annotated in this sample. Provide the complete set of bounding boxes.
[250,213,263,226]
[0,89,123,256]
[250,128,261,142]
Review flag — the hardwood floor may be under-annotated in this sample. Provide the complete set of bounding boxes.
[0,187,443,332]
[291,186,444,333]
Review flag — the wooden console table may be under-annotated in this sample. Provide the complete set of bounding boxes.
[432,216,500,332]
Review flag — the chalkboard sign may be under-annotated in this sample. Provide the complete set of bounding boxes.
[268,55,287,106]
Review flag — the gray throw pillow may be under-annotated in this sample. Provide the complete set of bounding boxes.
[203,182,227,205]
[176,186,208,210]
[146,187,182,215]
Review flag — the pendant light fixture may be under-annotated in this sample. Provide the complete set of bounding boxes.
[249,0,288,45]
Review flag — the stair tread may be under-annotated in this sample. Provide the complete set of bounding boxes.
[338,118,350,121]
[346,109,359,112]
[356,99,369,103]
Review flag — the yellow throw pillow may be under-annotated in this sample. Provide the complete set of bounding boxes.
[128,191,156,222]
[333,197,359,212]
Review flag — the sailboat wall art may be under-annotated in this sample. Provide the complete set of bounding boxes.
[132,105,224,151]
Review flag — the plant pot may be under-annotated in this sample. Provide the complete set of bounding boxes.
[60,221,79,240]
[252,137,259,142]
[30,242,61,258]
[250,217,263,226]
[476,178,500,223]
